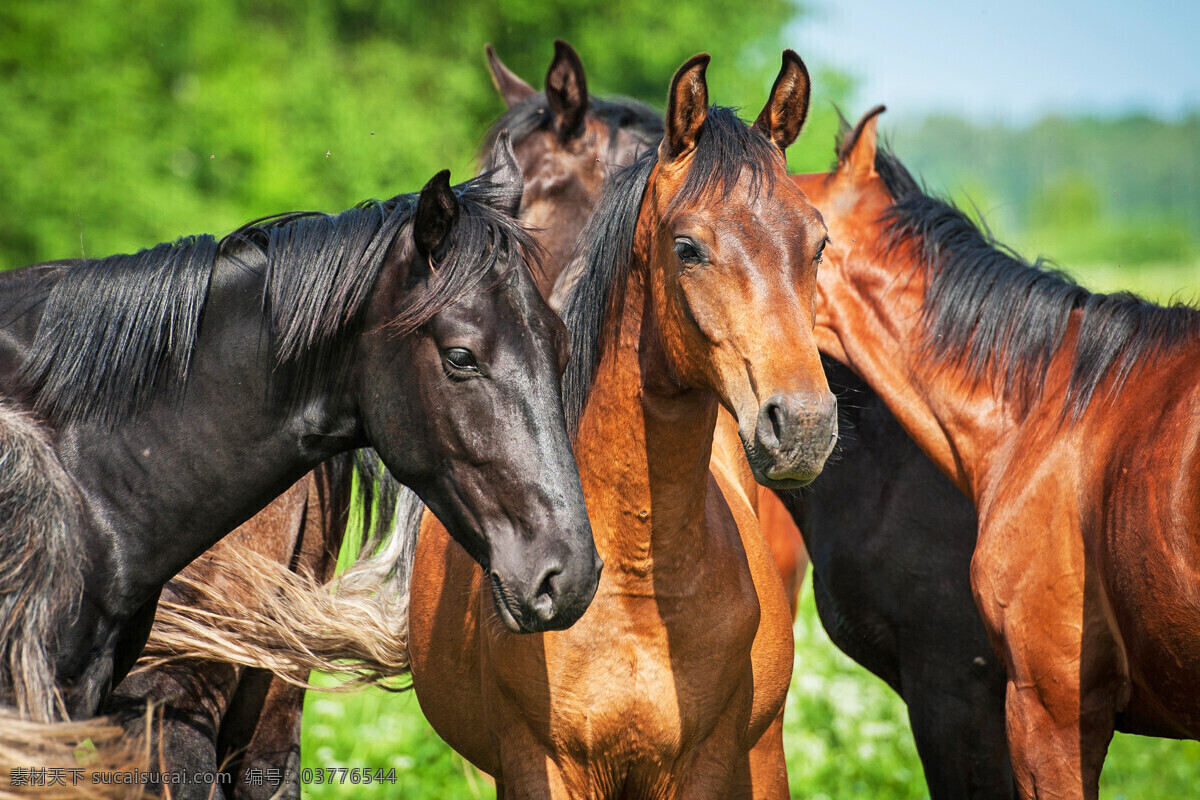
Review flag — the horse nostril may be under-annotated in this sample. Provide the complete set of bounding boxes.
[756,397,785,451]
[532,566,562,622]
[769,403,785,443]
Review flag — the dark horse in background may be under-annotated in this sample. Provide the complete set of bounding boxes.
[0,140,601,731]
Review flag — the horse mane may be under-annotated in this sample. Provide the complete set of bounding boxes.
[17,237,217,430]
[558,105,783,436]
[837,117,1200,418]
[479,92,664,165]
[18,176,535,429]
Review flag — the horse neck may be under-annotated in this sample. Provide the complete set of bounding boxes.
[47,253,358,612]
[819,238,1016,497]
[574,261,719,591]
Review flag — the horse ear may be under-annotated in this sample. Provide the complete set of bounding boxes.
[658,53,710,164]
[414,170,460,261]
[837,105,886,178]
[484,131,524,218]
[753,50,811,153]
[545,39,588,140]
[486,43,536,108]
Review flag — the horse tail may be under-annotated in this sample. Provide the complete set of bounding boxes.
[0,403,82,723]
[137,479,425,690]
[0,405,155,797]
[0,706,158,799]
[337,483,423,605]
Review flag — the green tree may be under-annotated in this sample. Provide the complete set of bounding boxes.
[0,0,846,268]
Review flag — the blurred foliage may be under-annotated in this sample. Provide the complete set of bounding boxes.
[0,0,851,267]
[889,112,1200,269]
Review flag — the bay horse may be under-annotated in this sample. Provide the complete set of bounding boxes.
[0,145,600,722]
[488,38,809,615]
[797,106,1200,799]
[409,52,835,798]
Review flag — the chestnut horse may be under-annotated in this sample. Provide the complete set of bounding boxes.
[410,52,835,798]
[799,106,1200,799]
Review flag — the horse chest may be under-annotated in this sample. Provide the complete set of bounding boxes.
[521,581,760,767]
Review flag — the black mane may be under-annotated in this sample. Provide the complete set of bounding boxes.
[479,92,664,166]
[558,105,783,435]
[850,125,1200,418]
[17,177,533,428]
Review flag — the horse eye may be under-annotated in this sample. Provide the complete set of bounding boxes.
[814,237,829,266]
[444,348,479,372]
[674,238,703,265]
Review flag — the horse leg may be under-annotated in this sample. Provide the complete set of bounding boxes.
[900,653,1016,799]
[489,719,572,800]
[107,660,242,800]
[972,509,1125,800]
[1003,658,1119,800]
[220,669,306,800]
[220,466,345,799]
[731,709,789,799]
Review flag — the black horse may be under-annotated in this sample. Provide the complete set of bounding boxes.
[0,137,600,721]
[780,358,1014,798]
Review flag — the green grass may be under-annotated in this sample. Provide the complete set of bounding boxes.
[301,263,1200,797]
[300,577,1200,799]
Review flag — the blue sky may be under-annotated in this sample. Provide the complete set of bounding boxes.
[791,0,1200,122]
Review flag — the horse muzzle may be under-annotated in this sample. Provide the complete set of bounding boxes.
[744,390,838,489]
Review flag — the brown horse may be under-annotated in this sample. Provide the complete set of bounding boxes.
[797,106,1200,799]
[487,39,809,616]
[409,52,834,798]
[480,39,662,295]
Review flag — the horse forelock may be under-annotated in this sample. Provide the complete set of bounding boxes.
[667,105,784,214]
